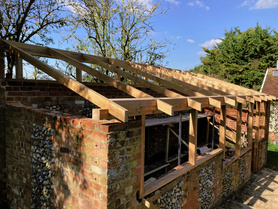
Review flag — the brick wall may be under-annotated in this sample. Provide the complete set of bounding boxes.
[4,102,144,209]
[0,79,267,209]
[205,108,249,142]
[1,79,163,111]
[141,150,252,209]
[106,120,142,208]
[5,103,103,208]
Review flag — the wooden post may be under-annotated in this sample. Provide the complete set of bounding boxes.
[219,105,226,165]
[140,115,146,198]
[165,126,170,173]
[247,102,254,148]
[76,67,82,82]
[178,113,182,165]
[212,107,215,148]
[260,102,266,139]
[254,102,260,173]
[15,56,23,79]
[189,109,198,165]
[0,43,5,79]
[206,117,210,145]
[236,103,243,157]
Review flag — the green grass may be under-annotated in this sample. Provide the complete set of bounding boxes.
[267,140,278,170]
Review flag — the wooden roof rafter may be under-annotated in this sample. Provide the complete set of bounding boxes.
[131,62,275,101]
[1,39,129,122]
[1,39,276,122]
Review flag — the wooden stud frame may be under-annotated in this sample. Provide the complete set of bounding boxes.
[260,102,266,139]
[76,67,82,82]
[140,115,146,198]
[235,103,243,157]
[253,101,261,173]
[15,56,23,79]
[219,105,227,166]
[189,109,198,165]
[247,102,254,148]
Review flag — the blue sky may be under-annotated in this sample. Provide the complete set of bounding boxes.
[150,0,278,70]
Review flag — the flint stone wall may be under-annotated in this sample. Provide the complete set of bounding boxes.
[269,101,278,142]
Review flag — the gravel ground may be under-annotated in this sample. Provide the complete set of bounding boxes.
[215,168,278,209]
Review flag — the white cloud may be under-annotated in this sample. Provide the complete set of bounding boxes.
[196,51,207,56]
[200,39,222,48]
[165,0,181,5]
[188,0,210,10]
[241,0,278,9]
[187,39,195,43]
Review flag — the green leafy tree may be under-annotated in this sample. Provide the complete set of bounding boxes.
[192,24,278,90]
[0,0,67,77]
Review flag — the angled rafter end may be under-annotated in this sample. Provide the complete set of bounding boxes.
[92,109,115,120]
[188,98,202,112]
[236,96,246,105]
[208,97,222,108]
[245,96,255,104]
[156,100,174,116]
[224,97,236,106]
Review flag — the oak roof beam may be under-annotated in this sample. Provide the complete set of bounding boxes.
[47,48,174,116]
[129,62,228,96]
[108,59,200,97]
[127,62,218,96]
[2,40,129,122]
[82,54,183,98]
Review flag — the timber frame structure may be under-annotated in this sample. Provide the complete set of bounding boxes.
[0,39,276,205]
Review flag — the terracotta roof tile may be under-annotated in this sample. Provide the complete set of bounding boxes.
[261,68,278,98]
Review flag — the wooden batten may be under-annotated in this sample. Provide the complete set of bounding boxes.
[253,101,261,173]
[76,68,82,82]
[189,109,198,165]
[247,103,254,148]
[260,102,266,139]
[235,103,243,157]
[140,115,146,199]
[219,105,227,165]
[15,56,23,79]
